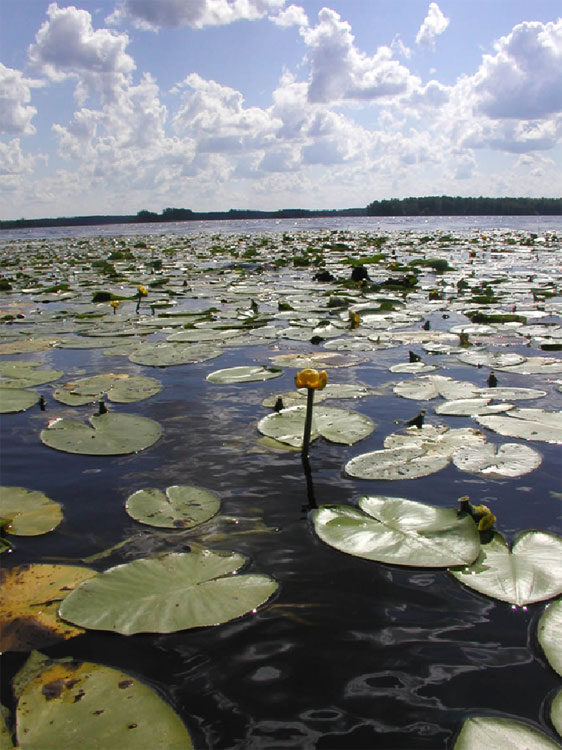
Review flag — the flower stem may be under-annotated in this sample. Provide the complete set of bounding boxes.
[301,387,315,458]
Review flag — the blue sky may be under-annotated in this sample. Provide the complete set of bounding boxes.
[1,1,560,220]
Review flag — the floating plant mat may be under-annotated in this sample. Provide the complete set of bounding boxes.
[55,335,135,349]
[167,328,242,343]
[538,599,562,676]
[11,654,193,749]
[0,487,63,536]
[453,716,560,750]
[450,531,562,606]
[0,564,97,652]
[58,549,278,635]
[206,365,283,384]
[126,485,220,529]
[40,412,162,455]
[0,387,40,414]
[475,409,562,444]
[53,373,162,405]
[128,342,223,366]
[393,375,547,402]
[0,338,58,354]
[313,496,480,567]
[258,404,375,448]
[0,360,63,388]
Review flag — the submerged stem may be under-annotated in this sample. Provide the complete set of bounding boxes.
[301,387,315,458]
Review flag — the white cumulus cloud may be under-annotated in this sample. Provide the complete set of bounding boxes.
[416,3,450,51]
[270,4,308,28]
[0,64,40,135]
[109,0,286,29]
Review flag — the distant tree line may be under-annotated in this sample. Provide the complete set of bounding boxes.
[1,196,560,230]
[366,196,561,216]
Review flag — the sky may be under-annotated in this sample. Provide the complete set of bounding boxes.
[1,1,561,220]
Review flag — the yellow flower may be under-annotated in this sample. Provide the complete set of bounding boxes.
[477,513,496,531]
[472,504,492,517]
[137,285,148,297]
[348,311,361,330]
[109,300,120,312]
[295,368,328,390]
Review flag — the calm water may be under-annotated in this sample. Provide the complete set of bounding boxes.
[0,219,560,749]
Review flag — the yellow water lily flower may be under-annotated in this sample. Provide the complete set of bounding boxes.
[477,513,496,531]
[137,285,148,297]
[109,300,120,313]
[295,369,328,390]
[348,311,361,329]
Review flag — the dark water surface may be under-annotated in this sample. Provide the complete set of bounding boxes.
[0,220,560,749]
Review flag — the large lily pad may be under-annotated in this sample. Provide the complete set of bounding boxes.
[345,445,450,480]
[451,443,542,479]
[476,409,562,444]
[434,398,514,416]
[453,716,560,750]
[207,365,283,384]
[450,531,562,606]
[384,425,487,456]
[269,352,361,369]
[0,564,97,651]
[126,485,220,529]
[257,404,375,447]
[313,496,480,567]
[0,360,63,388]
[537,599,562,676]
[0,387,40,414]
[129,342,223,366]
[59,549,278,634]
[53,373,162,405]
[457,351,526,368]
[15,657,193,749]
[40,412,162,455]
[0,487,63,535]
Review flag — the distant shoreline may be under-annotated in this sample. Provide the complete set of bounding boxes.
[2,197,559,230]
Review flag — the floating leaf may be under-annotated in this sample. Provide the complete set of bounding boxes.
[15,657,193,749]
[476,409,562,444]
[313,496,480,567]
[495,356,562,374]
[59,549,278,634]
[40,412,162,455]
[537,599,562,676]
[206,365,283,384]
[552,688,562,738]
[0,361,63,388]
[434,398,514,416]
[53,373,161,405]
[129,342,223,366]
[257,404,374,447]
[0,564,97,651]
[0,387,40,414]
[0,487,63,535]
[167,328,240,343]
[126,485,220,529]
[269,352,361,369]
[457,351,526,368]
[384,425,487,456]
[453,716,560,750]
[450,531,562,606]
[345,445,450,480]
[451,443,542,479]
[389,362,438,373]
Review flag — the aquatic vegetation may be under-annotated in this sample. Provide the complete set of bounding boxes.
[0,487,63,536]
[453,716,560,750]
[53,373,162,405]
[538,600,562,676]
[125,485,221,529]
[0,387,40,413]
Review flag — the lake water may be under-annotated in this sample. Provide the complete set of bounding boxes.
[0,219,560,749]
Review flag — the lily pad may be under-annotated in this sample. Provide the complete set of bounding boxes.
[15,657,193,749]
[450,531,562,606]
[0,387,40,414]
[207,365,283,384]
[434,398,514,416]
[257,404,375,447]
[313,496,480,567]
[126,485,220,529]
[40,412,162,455]
[53,373,162,405]
[537,599,562,676]
[453,716,560,750]
[269,352,361,369]
[457,351,526,368]
[495,356,562,375]
[0,487,63,535]
[345,445,450,480]
[59,549,278,634]
[476,409,562,444]
[0,361,63,388]
[384,425,487,456]
[129,342,223,367]
[551,688,562,738]
[0,564,97,652]
[451,443,542,479]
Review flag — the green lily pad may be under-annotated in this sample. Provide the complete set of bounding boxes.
[313,496,480,567]
[257,404,375,447]
[59,549,278,634]
[495,356,562,375]
[453,716,559,750]
[451,442,542,479]
[457,351,526,368]
[206,365,283,384]
[450,531,562,606]
[0,487,63,535]
[56,336,129,349]
[0,361,63,388]
[389,362,438,373]
[0,387,40,413]
[434,398,514,416]
[129,342,223,366]
[53,373,161,405]
[345,445,450,480]
[126,485,220,529]
[40,412,162,455]
[551,688,562,738]
[167,328,241,343]
[476,409,562,444]
[537,599,562,676]
[15,657,193,749]
[269,352,361,369]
